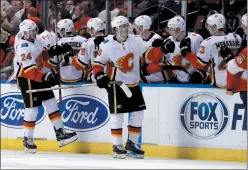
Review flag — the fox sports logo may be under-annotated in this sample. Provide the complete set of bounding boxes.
[180,92,229,139]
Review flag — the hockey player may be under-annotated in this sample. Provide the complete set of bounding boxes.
[54,18,86,82]
[180,13,242,87]
[93,16,147,159]
[134,15,177,83]
[165,16,203,83]
[14,19,78,153]
[71,17,106,82]
[221,13,247,109]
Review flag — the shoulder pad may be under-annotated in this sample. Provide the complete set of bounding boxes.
[21,43,28,48]
[103,39,109,44]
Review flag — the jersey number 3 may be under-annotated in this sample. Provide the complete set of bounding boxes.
[21,53,32,61]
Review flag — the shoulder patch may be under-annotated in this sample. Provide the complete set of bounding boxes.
[21,43,28,48]
[103,39,109,44]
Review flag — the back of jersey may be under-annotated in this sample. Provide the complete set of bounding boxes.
[197,33,242,87]
[58,35,86,55]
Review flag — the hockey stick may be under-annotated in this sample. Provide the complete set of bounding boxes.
[26,81,132,98]
[51,0,63,103]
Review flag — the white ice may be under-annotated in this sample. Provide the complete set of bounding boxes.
[1,150,246,169]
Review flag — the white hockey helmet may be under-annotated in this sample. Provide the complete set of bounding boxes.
[206,14,226,30]
[87,18,105,33]
[134,15,152,30]
[241,14,247,27]
[167,16,186,32]
[111,16,129,29]
[57,19,74,37]
[19,19,38,40]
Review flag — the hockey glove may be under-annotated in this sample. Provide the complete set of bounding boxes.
[180,38,191,57]
[220,44,234,63]
[42,71,60,87]
[152,39,163,47]
[95,72,110,89]
[48,45,62,57]
[161,39,175,54]
[94,36,105,49]
[61,43,74,65]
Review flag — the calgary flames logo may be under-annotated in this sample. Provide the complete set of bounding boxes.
[117,53,134,73]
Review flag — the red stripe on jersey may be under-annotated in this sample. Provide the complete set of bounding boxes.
[93,63,104,75]
[23,66,45,82]
[186,52,206,70]
[146,63,162,74]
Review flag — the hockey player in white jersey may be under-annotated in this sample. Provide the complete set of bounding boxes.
[53,19,86,82]
[93,16,148,159]
[165,16,203,83]
[14,19,78,153]
[180,13,242,87]
[134,15,177,83]
[71,17,106,82]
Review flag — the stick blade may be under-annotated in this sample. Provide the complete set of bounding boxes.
[114,81,132,98]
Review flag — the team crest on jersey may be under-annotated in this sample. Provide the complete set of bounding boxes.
[116,53,134,73]
[21,43,28,48]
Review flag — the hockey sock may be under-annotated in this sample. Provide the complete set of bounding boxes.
[110,114,124,145]
[23,107,39,138]
[42,98,64,130]
[128,111,144,144]
[48,110,64,130]
[128,125,141,144]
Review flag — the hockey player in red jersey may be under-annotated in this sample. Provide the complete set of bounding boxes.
[221,14,247,109]
[14,19,78,153]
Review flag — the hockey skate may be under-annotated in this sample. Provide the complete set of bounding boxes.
[54,127,78,147]
[113,145,127,159]
[23,137,37,154]
[125,140,145,159]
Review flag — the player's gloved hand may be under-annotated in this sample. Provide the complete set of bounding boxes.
[180,38,191,57]
[61,43,74,63]
[94,36,105,49]
[161,39,175,54]
[220,44,234,63]
[152,39,163,47]
[42,71,59,87]
[95,72,110,89]
[48,45,62,57]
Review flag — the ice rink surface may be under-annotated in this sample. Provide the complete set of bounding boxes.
[1,150,247,169]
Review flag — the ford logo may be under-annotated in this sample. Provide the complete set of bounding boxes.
[59,94,110,132]
[0,92,46,129]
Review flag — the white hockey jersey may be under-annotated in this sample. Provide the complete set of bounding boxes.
[56,35,86,82]
[94,35,146,85]
[72,35,114,82]
[13,37,45,82]
[165,32,203,83]
[195,33,242,87]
